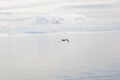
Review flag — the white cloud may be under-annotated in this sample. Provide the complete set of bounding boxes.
[0,0,119,33]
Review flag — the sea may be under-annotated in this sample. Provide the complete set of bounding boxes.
[0,31,120,80]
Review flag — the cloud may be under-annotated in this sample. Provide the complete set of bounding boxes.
[58,0,120,9]
[0,0,119,33]
[62,4,112,9]
[35,15,64,25]
[0,13,95,30]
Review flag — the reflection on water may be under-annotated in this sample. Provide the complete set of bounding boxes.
[0,31,120,80]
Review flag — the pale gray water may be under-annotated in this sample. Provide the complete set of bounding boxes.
[0,31,120,80]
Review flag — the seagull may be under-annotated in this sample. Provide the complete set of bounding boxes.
[61,39,70,43]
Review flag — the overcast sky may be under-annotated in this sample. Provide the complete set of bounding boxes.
[0,0,120,33]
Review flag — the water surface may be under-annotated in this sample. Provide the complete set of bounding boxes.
[0,32,120,80]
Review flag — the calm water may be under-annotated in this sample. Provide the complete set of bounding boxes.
[0,31,120,80]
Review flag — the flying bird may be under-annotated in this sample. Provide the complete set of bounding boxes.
[61,39,70,43]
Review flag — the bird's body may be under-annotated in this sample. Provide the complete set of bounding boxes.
[61,39,70,43]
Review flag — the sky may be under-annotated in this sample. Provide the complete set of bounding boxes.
[0,0,120,33]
